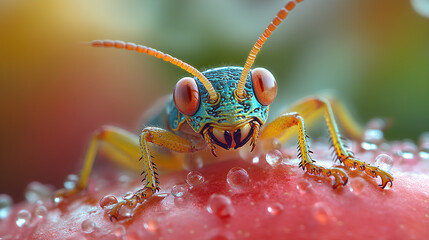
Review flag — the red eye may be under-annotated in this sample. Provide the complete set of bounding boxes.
[173,77,200,116]
[252,68,277,106]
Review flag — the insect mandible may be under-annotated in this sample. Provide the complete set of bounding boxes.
[55,0,394,221]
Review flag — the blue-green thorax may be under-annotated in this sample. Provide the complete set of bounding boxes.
[168,66,270,133]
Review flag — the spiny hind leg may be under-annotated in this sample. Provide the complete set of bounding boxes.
[260,113,348,188]
[55,126,141,199]
[109,127,199,220]
[283,97,393,188]
[273,96,364,144]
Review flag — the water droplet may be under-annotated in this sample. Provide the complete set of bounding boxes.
[0,194,13,219]
[419,149,429,160]
[400,151,415,164]
[34,205,47,218]
[25,182,54,203]
[123,192,134,200]
[226,167,249,189]
[16,209,31,227]
[267,202,284,216]
[266,149,284,166]
[207,194,234,218]
[296,179,312,194]
[81,219,96,233]
[350,177,365,195]
[187,171,205,186]
[182,154,204,171]
[361,142,378,151]
[118,174,132,185]
[99,195,118,209]
[171,185,189,198]
[252,156,260,164]
[411,0,429,18]
[374,154,394,171]
[312,202,332,225]
[53,196,63,205]
[64,174,79,190]
[363,129,384,144]
[112,225,126,238]
[119,206,133,219]
[144,218,159,233]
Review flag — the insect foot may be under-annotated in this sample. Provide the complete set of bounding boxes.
[342,155,394,189]
[108,187,154,221]
[299,161,348,189]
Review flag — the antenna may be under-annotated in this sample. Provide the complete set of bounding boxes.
[91,40,218,102]
[236,0,303,98]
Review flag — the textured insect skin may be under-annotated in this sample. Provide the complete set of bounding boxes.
[168,67,268,137]
[54,0,394,221]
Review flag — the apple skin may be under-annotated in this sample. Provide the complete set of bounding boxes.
[1,144,429,240]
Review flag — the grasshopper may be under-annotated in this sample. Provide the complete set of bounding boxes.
[55,0,393,220]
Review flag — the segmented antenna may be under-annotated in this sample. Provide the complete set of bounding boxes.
[91,40,218,102]
[236,0,303,98]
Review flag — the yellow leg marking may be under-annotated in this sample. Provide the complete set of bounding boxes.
[260,113,348,188]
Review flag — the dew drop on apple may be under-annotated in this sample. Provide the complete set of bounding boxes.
[363,128,384,144]
[64,174,79,190]
[296,179,312,194]
[81,219,96,233]
[187,171,205,186]
[123,192,134,200]
[374,154,394,171]
[0,194,13,219]
[227,167,249,189]
[419,149,429,160]
[16,209,31,227]
[350,177,365,195]
[400,151,416,164]
[25,181,53,203]
[34,205,47,218]
[99,195,118,209]
[144,218,159,233]
[252,156,260,164]
[266,149,284,166]
[171,185,188,198]
[53,196,63,205]
[113,225,126,238]
[267,202,284,216]
[207,194,234,218]
[419,133,429,160]
[312,202,332,225]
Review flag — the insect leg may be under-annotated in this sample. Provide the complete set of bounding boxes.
[54,125,141,199]
[260,112,348,188]
[109,126,199,220]
[278,97,393,188]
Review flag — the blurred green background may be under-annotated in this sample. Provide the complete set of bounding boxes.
[1,0,428,201]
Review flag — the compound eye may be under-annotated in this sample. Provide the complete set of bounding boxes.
[173,77,200,116]
[252,68,277,106]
